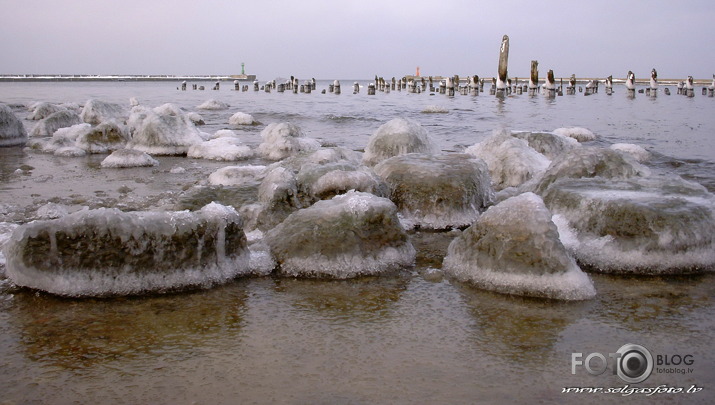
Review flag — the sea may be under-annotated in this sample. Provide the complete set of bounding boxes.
[0,79,714,404]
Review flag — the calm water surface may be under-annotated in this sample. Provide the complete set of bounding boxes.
[0,81,713,404]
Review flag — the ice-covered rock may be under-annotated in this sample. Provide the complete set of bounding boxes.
[421,105,448,113]
[443,192,596,300]
[53,123,92,141]
[374,153,494,229]
[256,122,320,161]
[126,104,204,155]
[29,110,82,137]
[511,131,580,160]
[27,102,65,120]
[553,127,597,142]
[54,146,87,157]
[544,177,715,274]
[465,130,550,191]
[229,112,259,126]
[296,161,388,203]
[197,99,230,110]
[208,165,267,186]
[0,104,28,146]
[264,191,416,278]
[3,203,251,296]
[36,203,69,219]
[529,147,649,194]
[188,137,253,161]
[101,149,159,168]
[80,99,129,125]
[610,143,651,163]
[211,129,237,139]
[187,112,205,126]
[75,120,129,153]
[362,118,438,166]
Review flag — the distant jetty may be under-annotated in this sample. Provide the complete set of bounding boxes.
[0,74,257,82]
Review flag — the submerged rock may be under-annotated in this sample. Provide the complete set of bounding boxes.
[80,99,129,125]
[29,110,82,137]
[264,191,416,278]
[443,192,596,300]
[374,153,494,229]
[256,122,320,161]
[0,104,28,146]
[466,130,550,191]
[544,177,715,274]
[126,104,204,155]
[362,118,438,166]
[3,203,252,296]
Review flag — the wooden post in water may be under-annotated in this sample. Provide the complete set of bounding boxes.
[528,60,539,96]
[495,35,509,96]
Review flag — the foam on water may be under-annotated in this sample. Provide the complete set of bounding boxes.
[3,203,251,296]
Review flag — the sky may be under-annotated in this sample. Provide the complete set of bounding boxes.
[1,0,714,80]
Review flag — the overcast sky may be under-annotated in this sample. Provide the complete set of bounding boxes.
[1,0,713,80]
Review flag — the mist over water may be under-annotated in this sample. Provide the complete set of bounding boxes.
[1,80,714,404]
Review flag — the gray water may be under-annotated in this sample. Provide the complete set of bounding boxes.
[0,81,714,404]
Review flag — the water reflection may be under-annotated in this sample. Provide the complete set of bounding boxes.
[7,284,247,370]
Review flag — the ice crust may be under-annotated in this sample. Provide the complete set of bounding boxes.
[257,122,320,161]
[0,104,28,146]
[374,153,494,229]
[264,191,416,278]
[188,137,254,161]
[443,193,596,300]
[544,177,715,274]
[610,143,651,163]
[465,130,550,191]
[101,149,159,168]
[3,203,251,296]
[362,118,438,166]
[229,112,258,126]
[126,104,204,155]
[80,99,129,125]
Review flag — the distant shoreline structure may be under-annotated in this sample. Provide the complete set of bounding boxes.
[0,74,257,82]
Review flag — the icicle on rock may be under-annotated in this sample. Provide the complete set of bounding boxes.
[0,104,28,147]
[362,118,438,166]
[3,203,252,296]
[374,153,494,229]
[264,191,416,278]
[443,192,596,300]
[544,177,715,274]
[465,130,550,191]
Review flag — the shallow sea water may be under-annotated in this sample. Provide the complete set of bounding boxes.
[0,80,714,404]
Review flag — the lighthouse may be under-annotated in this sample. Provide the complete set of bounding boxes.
[416,66,420,77]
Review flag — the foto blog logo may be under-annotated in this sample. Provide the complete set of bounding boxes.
[571,343,654,383]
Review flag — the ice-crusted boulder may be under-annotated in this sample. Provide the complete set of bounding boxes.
[610,143,651,163]
[187,112,205,126]
[188,137,253,161]
[126,104,204,155]
[511,131,580,160]
[296,161,388,203]
[0,104,28,146]
[229,112,258,126]
[208,165,267,186]
[443,192,596,300]
[529,147,649,194]
[241,166,302,231]
[3,203,252,296]
[466,130,550,191]
[544,177,715,274]
[256,122,320,161]
[197,99,230,110]
[80,99,129,125]
[75,120,129,153]
[264,191,416,278]
[27,102,66,120]
[101,149,159,168]
[374,153,494,229]
[362,118,438,166]
[553,127,597,142]
[29,110,82,137]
